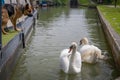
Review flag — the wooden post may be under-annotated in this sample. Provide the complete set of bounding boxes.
[115,0,117,8]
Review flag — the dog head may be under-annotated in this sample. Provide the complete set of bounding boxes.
[23,3,33,17]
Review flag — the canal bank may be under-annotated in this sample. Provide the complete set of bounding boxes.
[0,10,37,80]
[97,7,120,69]
[78,0,120,71]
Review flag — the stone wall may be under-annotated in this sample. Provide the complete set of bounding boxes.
[97,7,120,69]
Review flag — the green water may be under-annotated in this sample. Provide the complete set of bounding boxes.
[11,7,119,80]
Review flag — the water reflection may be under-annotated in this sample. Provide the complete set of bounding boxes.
[59,71,82,80]
[82,62,112,80]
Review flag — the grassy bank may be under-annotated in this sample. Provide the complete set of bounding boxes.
[78,0,96,6]
[2,31,18,46]
[53,0,90,5]
[97,5,120,34]
[79,0,90,5]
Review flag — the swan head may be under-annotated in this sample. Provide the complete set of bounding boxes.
[68,42,77,53]
[80,37,89,45]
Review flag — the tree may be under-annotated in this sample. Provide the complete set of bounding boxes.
[115,0,117,7]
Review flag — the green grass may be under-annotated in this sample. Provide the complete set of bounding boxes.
[97,5,120,34]
[2,31,18,46]
[79,0,90,5]
[78,0,96,6]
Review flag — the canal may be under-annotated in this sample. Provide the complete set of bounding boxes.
[11,7,118,80]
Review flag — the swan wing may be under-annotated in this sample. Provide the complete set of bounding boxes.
[80,45,97,63]
[60,49,70,73]
[80,45,92,54]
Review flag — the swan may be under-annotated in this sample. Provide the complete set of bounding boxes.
[79,37,105,64]
[60,42,82,74]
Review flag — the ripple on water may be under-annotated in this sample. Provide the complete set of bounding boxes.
[11,7,117,80]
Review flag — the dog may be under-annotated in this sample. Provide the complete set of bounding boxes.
[2,3,33,34]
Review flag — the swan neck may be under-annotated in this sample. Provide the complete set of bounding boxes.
[68,48,77,73]
[70,49,76,63]
[72,48,76,54]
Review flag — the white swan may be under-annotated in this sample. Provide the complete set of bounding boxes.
[79,37,105,64]
[60,42,82,74]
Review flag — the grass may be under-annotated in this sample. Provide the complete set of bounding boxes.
[79,0,96,6]
[97,5,120,34]
[79,0,90,5]
[2,31,19,46]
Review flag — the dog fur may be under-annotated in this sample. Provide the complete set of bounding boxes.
[2,3,33,34]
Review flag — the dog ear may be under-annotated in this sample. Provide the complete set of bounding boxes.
[25,3,29,9]
[24,3,33,17]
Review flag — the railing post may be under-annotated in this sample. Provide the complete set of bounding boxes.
[33,17,36,29]
[21,30,25,48]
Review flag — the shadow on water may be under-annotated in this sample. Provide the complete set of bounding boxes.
[11,6,120,80]
[58,70,82,80]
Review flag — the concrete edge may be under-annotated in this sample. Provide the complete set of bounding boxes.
[96,7,120,69]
